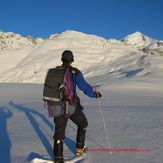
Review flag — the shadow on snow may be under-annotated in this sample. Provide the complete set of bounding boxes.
[8,101,76,162]
[0,106,13,163]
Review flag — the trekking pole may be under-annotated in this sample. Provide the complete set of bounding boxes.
[97,98,112,154]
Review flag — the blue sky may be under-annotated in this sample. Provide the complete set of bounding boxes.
[0,0,163,40]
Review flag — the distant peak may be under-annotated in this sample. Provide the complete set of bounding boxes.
[131,31,143,35]
[62,30,86,35]
[125,31,157,41]
[60,30,88,38]
[126,31,145,38]
[123,31,157,48]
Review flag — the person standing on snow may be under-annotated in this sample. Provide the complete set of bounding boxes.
[45,50,102,163]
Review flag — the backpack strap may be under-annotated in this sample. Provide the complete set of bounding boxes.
[64,66,74,102]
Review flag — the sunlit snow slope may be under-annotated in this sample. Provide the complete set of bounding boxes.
[1,30,162,84]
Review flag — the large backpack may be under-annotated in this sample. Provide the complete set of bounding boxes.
[43,66,66,104]
[43,66,77,117]
[43,66,84,117]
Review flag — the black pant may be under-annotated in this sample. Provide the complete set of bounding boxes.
[53,107,88,148]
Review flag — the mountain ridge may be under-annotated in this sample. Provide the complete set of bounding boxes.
[0,30,163,84]
[1,30,162,50]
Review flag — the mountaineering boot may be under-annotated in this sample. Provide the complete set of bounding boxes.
[76,127,86,156]
[53,139,64,163]
[76,146,87,156]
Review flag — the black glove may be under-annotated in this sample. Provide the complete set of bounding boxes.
[95,91,102,98]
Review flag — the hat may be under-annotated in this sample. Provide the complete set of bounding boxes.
[61,50,74,63]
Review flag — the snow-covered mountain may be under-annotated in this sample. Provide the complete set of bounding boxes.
[0,30,163,84]
[122,31,157,47]
[122,31,163,56]
[0,31,44,49]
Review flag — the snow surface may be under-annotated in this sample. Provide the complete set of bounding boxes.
[0,30,163,163]
[1,76,163,163]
